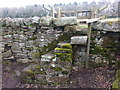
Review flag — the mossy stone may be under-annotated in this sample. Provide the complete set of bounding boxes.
[112,69,120,89]
[64,25,77,32]
[32,53,40,60]
[50,66,62,71]
[55,48,72,54]
[61,43,72,49]
[62,71,69,74]
[25,70,35,76]
[22,70,35,83]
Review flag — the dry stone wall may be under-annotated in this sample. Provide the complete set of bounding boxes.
[1,17,75,86]
[1,17,64,63]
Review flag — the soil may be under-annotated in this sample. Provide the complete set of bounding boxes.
[68,66,115,89]
[2,60,27,88]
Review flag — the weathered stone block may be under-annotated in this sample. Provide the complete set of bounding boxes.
[41,52,55,62]
[40,16,52,26]
[55,17,77,26]
[57,42,72,49]
[71,36,88,45]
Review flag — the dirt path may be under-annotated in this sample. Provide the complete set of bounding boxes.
[68,66,115,89]
[2,61,27,88]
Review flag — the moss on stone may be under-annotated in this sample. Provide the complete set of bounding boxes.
[29,36,37,40]
[50,66,62,71]
[55,52,72,62]
[55,48,72,54]
[25,47,33,51]
[64,25,77,32]
[22,70,35,83]
[112,79,119,88]
[78,24,88,28]
[112,69,120,89]
[61,43,72,49]
[58,32,73,42]
[55,53,71,57]
[38,71,46,74]
[62,71,69,74]
[32,53,40,60]
[25,70,35,76]
[28,24,35,27]
[35,66,41,70]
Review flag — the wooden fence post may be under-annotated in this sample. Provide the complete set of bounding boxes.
[86,23,92,68]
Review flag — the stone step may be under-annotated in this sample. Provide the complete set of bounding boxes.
[57,42,71,48]
[41,52,55,62]
[71,36,88,45]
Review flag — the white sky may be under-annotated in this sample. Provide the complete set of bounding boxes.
[0,0,116,8]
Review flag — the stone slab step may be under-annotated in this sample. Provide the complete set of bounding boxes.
[71,36,88,45]
[57,42,72,49]
[41,52,55,62]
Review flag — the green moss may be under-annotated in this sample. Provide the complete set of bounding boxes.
[32,53,40,60]
[53,82,60,86]
[73,61,85,66]
[55,52,72,62]
[112,60,120,89]
[28,24,35,28]
[112,69,120,89]
[112,79,118,88]
[29,36,37,40]
[47,40,58,51]
[79,24,88,28]
[61,43,72,49]
[58,32,73,42]
[66,58,72,62]
[22,69,35,83]
[64,25,77,32]
[55,53,71,57]
[25,70,35,76]
[32,42,39,46]
[55,48,72,53]
[25,47,33,51]
[50,66,62,71]
[39,71,46,74]
[90,46,104,54]
[62,71,69,74]
[35,66,41,70]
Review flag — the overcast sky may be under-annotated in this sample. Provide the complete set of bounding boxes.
[0,0,116,8]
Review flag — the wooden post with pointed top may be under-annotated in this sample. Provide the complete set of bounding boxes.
[57,8,61,20]
[52,7,55,19]
[86,23,92,68]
